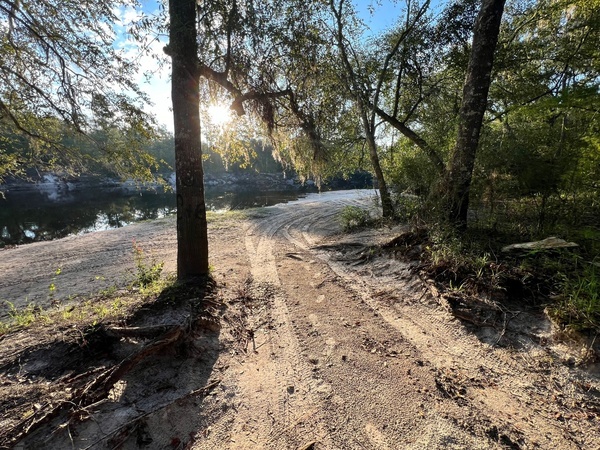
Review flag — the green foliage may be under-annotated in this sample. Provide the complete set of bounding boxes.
[0,131,24,180]
[0,0,162,182]
[339,206,372,231]
[2,301,47,330]
[416,224,522,297]
[131,241,164,288]
[375,0,600,230]
[0,111,169,183]
[420,221,600,332]
[47,267,62,300]
[385,141,440,196]
[516,249,600,332]
[391,193,423,223]
[443,0,600,238]
[424,226,470,270]
[550,261,600,332]
[145,130,175,172]
[202,135,283,176]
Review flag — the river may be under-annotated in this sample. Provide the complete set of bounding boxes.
[0,185,306,246]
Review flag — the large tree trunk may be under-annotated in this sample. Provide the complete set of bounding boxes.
[444,0,506,228]
[169,0,209,279]
[360,110,394,218]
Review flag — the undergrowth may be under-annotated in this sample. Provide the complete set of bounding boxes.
[550,261,599,331]
[339,206,371,231]
[383,191,600,333]
[131,240,164,288]
[0,243,172,336]
[337,194,600,332]
[411,224,600,333]
[3,302,48,329]
[339,205,378,231]
[419,225,506,296]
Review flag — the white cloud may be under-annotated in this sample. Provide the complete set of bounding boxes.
[112,5,142,27]
[107,4,172,131]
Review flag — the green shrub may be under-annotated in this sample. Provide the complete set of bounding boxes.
[339,206,372,231]
[551,261,600,331]
[132,241,164,288]
[392,193,423,223]
[386,143,439,197]
[2,301,47,331]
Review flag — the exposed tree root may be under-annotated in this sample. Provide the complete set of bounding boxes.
[79,323,186,406]
[79,378,222,450]
[0,316,216,449]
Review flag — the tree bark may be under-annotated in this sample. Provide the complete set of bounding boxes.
[169,0,209,279]
[360,110,394,218]
[444,0,506,228]
[330,0,394,218]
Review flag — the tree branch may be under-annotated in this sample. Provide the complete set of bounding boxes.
[373,105,446,174]
[198,61,324,158]
[371,0,430,127]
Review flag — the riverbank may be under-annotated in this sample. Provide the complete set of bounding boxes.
[0,172,326,247]
[1,189,598,449]
[0,169,354,194]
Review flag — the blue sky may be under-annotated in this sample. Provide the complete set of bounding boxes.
[354,0,409,35]
[131,0,446,131]
[355,0,445,35]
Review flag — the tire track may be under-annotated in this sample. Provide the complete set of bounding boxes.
[258,191,502,448]
[5,190,596,448]
[194,195,349,448]
[275,193,597,449]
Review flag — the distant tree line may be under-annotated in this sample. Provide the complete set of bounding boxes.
[0,120,285,181]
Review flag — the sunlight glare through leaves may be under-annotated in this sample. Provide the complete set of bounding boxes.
[207,103,233,127]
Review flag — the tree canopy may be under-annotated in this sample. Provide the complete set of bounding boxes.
[0,0,160,181]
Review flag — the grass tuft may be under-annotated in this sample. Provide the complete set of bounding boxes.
[550,261,600,331]
[131,240,164,288]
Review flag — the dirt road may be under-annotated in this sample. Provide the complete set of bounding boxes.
[3,190,598,449]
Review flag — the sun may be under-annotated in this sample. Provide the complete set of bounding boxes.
[207,103,232,127]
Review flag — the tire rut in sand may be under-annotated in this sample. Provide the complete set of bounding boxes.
[318,255,598,448]
[194,204,336,449]
[226,191,508,448]
[275,240,499,449]
[283,197,598,449]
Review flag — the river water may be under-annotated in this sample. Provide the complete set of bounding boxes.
[0,186,305,246]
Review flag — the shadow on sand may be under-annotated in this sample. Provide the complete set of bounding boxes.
[2,278,223,450]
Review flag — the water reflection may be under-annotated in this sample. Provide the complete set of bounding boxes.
[205,189,305,211]
[0,186,303,246]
